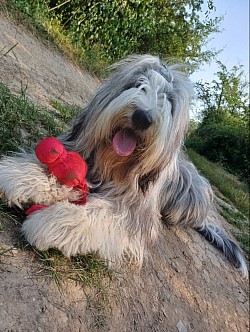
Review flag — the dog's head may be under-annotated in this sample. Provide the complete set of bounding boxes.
[67,55,193,190]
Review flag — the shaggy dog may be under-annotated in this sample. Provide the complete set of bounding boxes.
[0,55,248,277]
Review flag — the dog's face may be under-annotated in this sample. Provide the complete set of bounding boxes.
[69,55,193,190]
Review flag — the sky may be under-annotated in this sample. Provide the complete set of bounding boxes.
[191,0,249,84]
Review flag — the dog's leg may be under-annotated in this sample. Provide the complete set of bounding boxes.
[0,153,79,207]
[161,159,248,277]
[21,198,143,263]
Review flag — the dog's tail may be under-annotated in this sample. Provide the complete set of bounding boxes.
[195,224,248,278]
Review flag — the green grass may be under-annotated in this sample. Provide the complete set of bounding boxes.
[0,83,79,154]
[187,148,249,216]
[29,248,114,290]
[219,205,249,254]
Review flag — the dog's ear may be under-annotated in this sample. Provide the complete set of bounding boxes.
[66,110,87,143]
[68,121,84,142]
[138,169,160,193]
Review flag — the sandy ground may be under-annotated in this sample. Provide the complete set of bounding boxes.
[0,12,249,332]
[0,13,98,108]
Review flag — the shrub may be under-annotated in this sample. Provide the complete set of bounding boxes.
[186,123,249,181]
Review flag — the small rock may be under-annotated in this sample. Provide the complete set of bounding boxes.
[177,320,187,332]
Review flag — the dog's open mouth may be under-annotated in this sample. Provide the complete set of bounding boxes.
[112,129,137,157]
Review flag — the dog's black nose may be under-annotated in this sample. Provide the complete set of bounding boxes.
[132,109,153,130]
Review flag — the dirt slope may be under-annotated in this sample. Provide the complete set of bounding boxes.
[0,13,249,332]
[0,13,98,108]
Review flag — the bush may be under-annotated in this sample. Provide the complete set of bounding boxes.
[46,0,220,64]
[186,123,249,181]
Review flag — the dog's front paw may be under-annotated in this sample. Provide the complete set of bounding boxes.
[21,201,88,256]
[0,153,73,207]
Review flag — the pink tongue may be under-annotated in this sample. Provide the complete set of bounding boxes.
[112,130,136,156]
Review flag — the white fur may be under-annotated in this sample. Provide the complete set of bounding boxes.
[22,199,145,264]
[0,153,81,207]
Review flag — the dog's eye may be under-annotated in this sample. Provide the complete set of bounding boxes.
[124,82,136,90]
[136,81,149,93]
[135,77,148,88]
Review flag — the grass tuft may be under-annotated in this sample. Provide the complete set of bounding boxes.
[31,247,114,290]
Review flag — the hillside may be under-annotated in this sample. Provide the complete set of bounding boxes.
[0,12,249,332]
